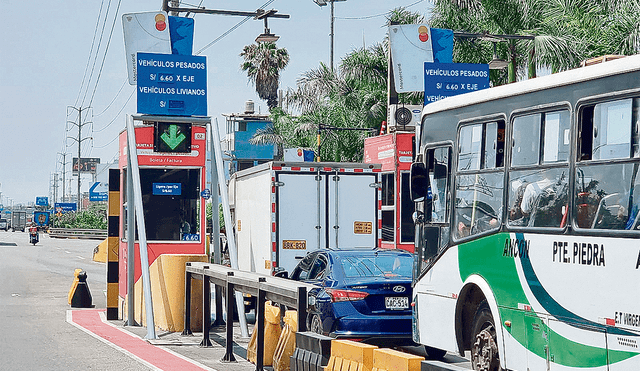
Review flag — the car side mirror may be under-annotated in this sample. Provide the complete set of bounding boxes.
[410,162,428,202]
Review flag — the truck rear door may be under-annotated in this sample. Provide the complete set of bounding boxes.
[277,173,326,272]
[328,173,378,249]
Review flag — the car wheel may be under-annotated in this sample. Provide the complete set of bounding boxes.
[471,300,501,371]
[310,314,323,335]
[424,345,446,360]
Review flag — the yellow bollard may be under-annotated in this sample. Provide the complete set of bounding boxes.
[324,339,377,371]
[272,310,298,371]
[68,269,82,305]
[372,348,424,371]
[248,302,282,366]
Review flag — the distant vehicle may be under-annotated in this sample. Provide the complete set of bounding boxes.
[11,211,26,232]
[0,218,8,231]
[287,248,414,347]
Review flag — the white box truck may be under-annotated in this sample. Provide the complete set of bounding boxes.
[229,161,382,276]
[11,210,27,232]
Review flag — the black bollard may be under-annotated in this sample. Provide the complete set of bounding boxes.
[71,270,93,308]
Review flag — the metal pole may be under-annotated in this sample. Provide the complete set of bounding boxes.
[126,115,157,339]
[208,122,225,327]
[330,0,334,72]
[125,144,137,326]
[211,118,249,337]
[77,108,82,212]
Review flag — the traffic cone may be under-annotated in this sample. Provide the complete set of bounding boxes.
[379,121,387,135]
[70,270,93,308]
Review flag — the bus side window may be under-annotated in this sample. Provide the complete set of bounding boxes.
[508,111,570,228]
[575,98,640,231]
[428,147,450,224]
[454,121,504,240]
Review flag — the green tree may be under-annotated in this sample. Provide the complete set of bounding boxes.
[429,0,640,84]
[240,42,290,110]
[252,7,425,162]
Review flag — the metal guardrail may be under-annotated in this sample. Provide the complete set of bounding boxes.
[184,262,318,371]
[48,228,108,240]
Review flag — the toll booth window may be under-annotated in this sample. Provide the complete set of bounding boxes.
[134,168,200,241]
[399,172,415,243]
[381,173,395,242]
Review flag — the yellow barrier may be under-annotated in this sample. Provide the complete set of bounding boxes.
[92,238,108,263]
[325,339,377,371]
[372,348,424,371]
[272,310,298,371]
[68,268,82,305]
[248,302,282,366]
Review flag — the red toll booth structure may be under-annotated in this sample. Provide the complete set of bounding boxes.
[364,132,416,252]
[118,117,208,331]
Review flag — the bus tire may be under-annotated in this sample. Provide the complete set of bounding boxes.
[471,300,501,371]
[424,345,446,360]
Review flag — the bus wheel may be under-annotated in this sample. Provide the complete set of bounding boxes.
[471,300,501,371]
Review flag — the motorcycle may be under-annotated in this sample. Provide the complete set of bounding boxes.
[29,225,39,245]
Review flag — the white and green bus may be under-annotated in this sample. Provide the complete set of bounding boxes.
[409,55,640,370]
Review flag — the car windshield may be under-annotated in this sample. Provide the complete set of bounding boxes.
[340,253,413,278]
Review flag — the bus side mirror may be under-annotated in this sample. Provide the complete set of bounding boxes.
[410,162,428,202]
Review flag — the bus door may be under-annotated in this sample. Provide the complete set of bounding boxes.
[411,146,452,274]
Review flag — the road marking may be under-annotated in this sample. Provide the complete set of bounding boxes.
[67,309,218,371]
[77,256,86,260]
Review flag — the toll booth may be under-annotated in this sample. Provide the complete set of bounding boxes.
[364,132,416,252]
[117,115,209,331]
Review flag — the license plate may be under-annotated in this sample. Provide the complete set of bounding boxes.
[385,296,409,310]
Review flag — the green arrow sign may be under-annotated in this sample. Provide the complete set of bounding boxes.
[160,124,186,150]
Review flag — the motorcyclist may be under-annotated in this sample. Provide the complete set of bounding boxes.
[28,222,39,245]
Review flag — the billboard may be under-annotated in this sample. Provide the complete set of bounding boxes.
[389,25,454,93]
[122,11,172,85]
[73,158,100,174]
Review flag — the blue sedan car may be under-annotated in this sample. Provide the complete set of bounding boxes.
[289,248,414,346]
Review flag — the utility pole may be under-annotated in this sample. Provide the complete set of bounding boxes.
[67,106,92,212]
[53,173,59,204]
[58,152,67,202]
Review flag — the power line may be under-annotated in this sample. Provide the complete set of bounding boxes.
[94,88,134,134]
[195,0,276,55]
[81,0,113,107]
[76,0,106,107]
[335,0,426,20]
[88,0,124,107]
[94,79,126,117]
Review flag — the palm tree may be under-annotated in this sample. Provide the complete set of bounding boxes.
[240,42,290,110]
[430,0,640,84]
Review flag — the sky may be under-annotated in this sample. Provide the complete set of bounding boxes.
[0,0,432,206]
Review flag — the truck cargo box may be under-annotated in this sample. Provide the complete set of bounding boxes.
[229,161,381,275]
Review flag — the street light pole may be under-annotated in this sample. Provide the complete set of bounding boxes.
[313,0,346,72]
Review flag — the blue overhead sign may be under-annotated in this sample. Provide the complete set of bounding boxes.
[424,62,490,105]
[137,52,207,116]
[36,197,49,206]
[55,203,77,214]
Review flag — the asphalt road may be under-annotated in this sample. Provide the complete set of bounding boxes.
[0,231,150,371]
